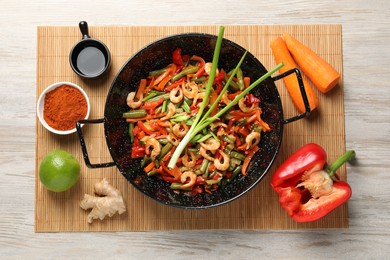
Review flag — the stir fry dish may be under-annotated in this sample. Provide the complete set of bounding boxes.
[123,48,272,195]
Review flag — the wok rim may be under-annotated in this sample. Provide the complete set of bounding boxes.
[104,32,285,209]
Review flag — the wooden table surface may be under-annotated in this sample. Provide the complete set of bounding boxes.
[1,0,389,259]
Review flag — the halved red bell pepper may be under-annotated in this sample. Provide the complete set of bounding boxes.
[271,143,355,222]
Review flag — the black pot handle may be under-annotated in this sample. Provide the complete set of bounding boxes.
[79,21,90,40]
[76,118,116,168]
[272,68,311,124]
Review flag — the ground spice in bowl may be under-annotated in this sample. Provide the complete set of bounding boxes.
[43,84,88,131]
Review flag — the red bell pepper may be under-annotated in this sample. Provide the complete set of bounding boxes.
[271,143,355,222]
[172,48,184,66]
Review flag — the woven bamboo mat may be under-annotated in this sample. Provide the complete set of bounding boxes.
[35,25,346,232]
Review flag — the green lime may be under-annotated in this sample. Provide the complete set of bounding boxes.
[39,150,80,192]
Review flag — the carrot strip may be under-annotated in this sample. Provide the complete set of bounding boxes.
[242,146,260,176]
[255,110,271,132]
[156,75,171,91]
[135,79,147,100]
[283,33,341,93]
[243,77,250,89]
[270,37,319,113]
[144,161,155,173]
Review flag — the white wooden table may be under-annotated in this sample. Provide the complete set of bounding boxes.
[1,0,389,259]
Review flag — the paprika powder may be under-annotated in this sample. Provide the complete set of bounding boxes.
[44,84,88,131]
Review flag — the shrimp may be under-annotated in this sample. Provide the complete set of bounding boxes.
[193,92,205,106]
[180,171,197,188]
[182,151,196,168]
[172,122,189,138]
[170,86,184,103]
[160,103,176,121]
[200,147,215,161]
[127,91,143,109]
[214,150,230,171]
[167,133,180,146]
[145,137,161,161]
[245,131,261,150]
[204,62,219,75]
[238,97,258,113]
[182,81,199,99]
[221,92,232,105]
[200,137,220,151]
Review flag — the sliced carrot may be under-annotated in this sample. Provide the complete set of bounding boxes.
[242,145,259,176]
[135,79,147,100]
[243,77,250,89]
[144,161,155,173]
[156,75,171,91]
[270,37,319,113]
[283,33,341,93]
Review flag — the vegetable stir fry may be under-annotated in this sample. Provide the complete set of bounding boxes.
[123,48,272,195]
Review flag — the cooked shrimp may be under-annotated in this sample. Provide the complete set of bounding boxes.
[214,150,230,171]
[172,122,189,138]
[221,92,232,105]
[170,86,184,103]
[127,91,143,109]
[145,137,161,161]
[245,131,261,150]
[193,92,205,106]
[200,147,215,161]
[200,137,220,151]
[238,97,258,113]
[167,133,180,146]
[182,151,196,168]
[160,103,176,120]
[204,62,219,75]
[180,171,197,188]
[182,81,199,99]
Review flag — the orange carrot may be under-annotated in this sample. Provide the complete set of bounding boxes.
[144,161,155,173]
[283,32,341,93]
[243,77,250,88]
[242,145,259,176]
[270,37,319,113]
[135,79,147,100]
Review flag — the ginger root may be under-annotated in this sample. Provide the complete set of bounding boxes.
[80,178,126,223]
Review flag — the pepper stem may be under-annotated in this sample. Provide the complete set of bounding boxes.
[328,150,356,178]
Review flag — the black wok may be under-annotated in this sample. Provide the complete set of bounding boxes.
[76,33,310,209]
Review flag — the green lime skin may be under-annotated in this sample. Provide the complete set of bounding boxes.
[39,150,80,192]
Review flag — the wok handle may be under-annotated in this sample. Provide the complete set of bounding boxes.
[76,118,116,169]
[272,68,311,124]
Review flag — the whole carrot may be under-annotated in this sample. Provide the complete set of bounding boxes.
[283,33,341,93]
[270,37,319,113]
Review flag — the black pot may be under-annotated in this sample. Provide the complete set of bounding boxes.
[76,33,310,209]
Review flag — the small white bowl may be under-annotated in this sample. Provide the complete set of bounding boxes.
[37,81,91,135]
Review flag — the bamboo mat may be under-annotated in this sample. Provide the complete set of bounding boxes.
[35,25,347,232]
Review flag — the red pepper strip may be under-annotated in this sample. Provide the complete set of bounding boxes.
[161,161,182,180]
[131,139,146,158]
[172,48,184,66]
[214,69,225,84]
[137,121,155,136]
[271,143,354,223]
[149,121,168,136]
[245,93,260,105]
[144,97,165,111]
[190,55,206,78]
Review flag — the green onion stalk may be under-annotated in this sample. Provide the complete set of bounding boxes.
[167,25,284,169]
